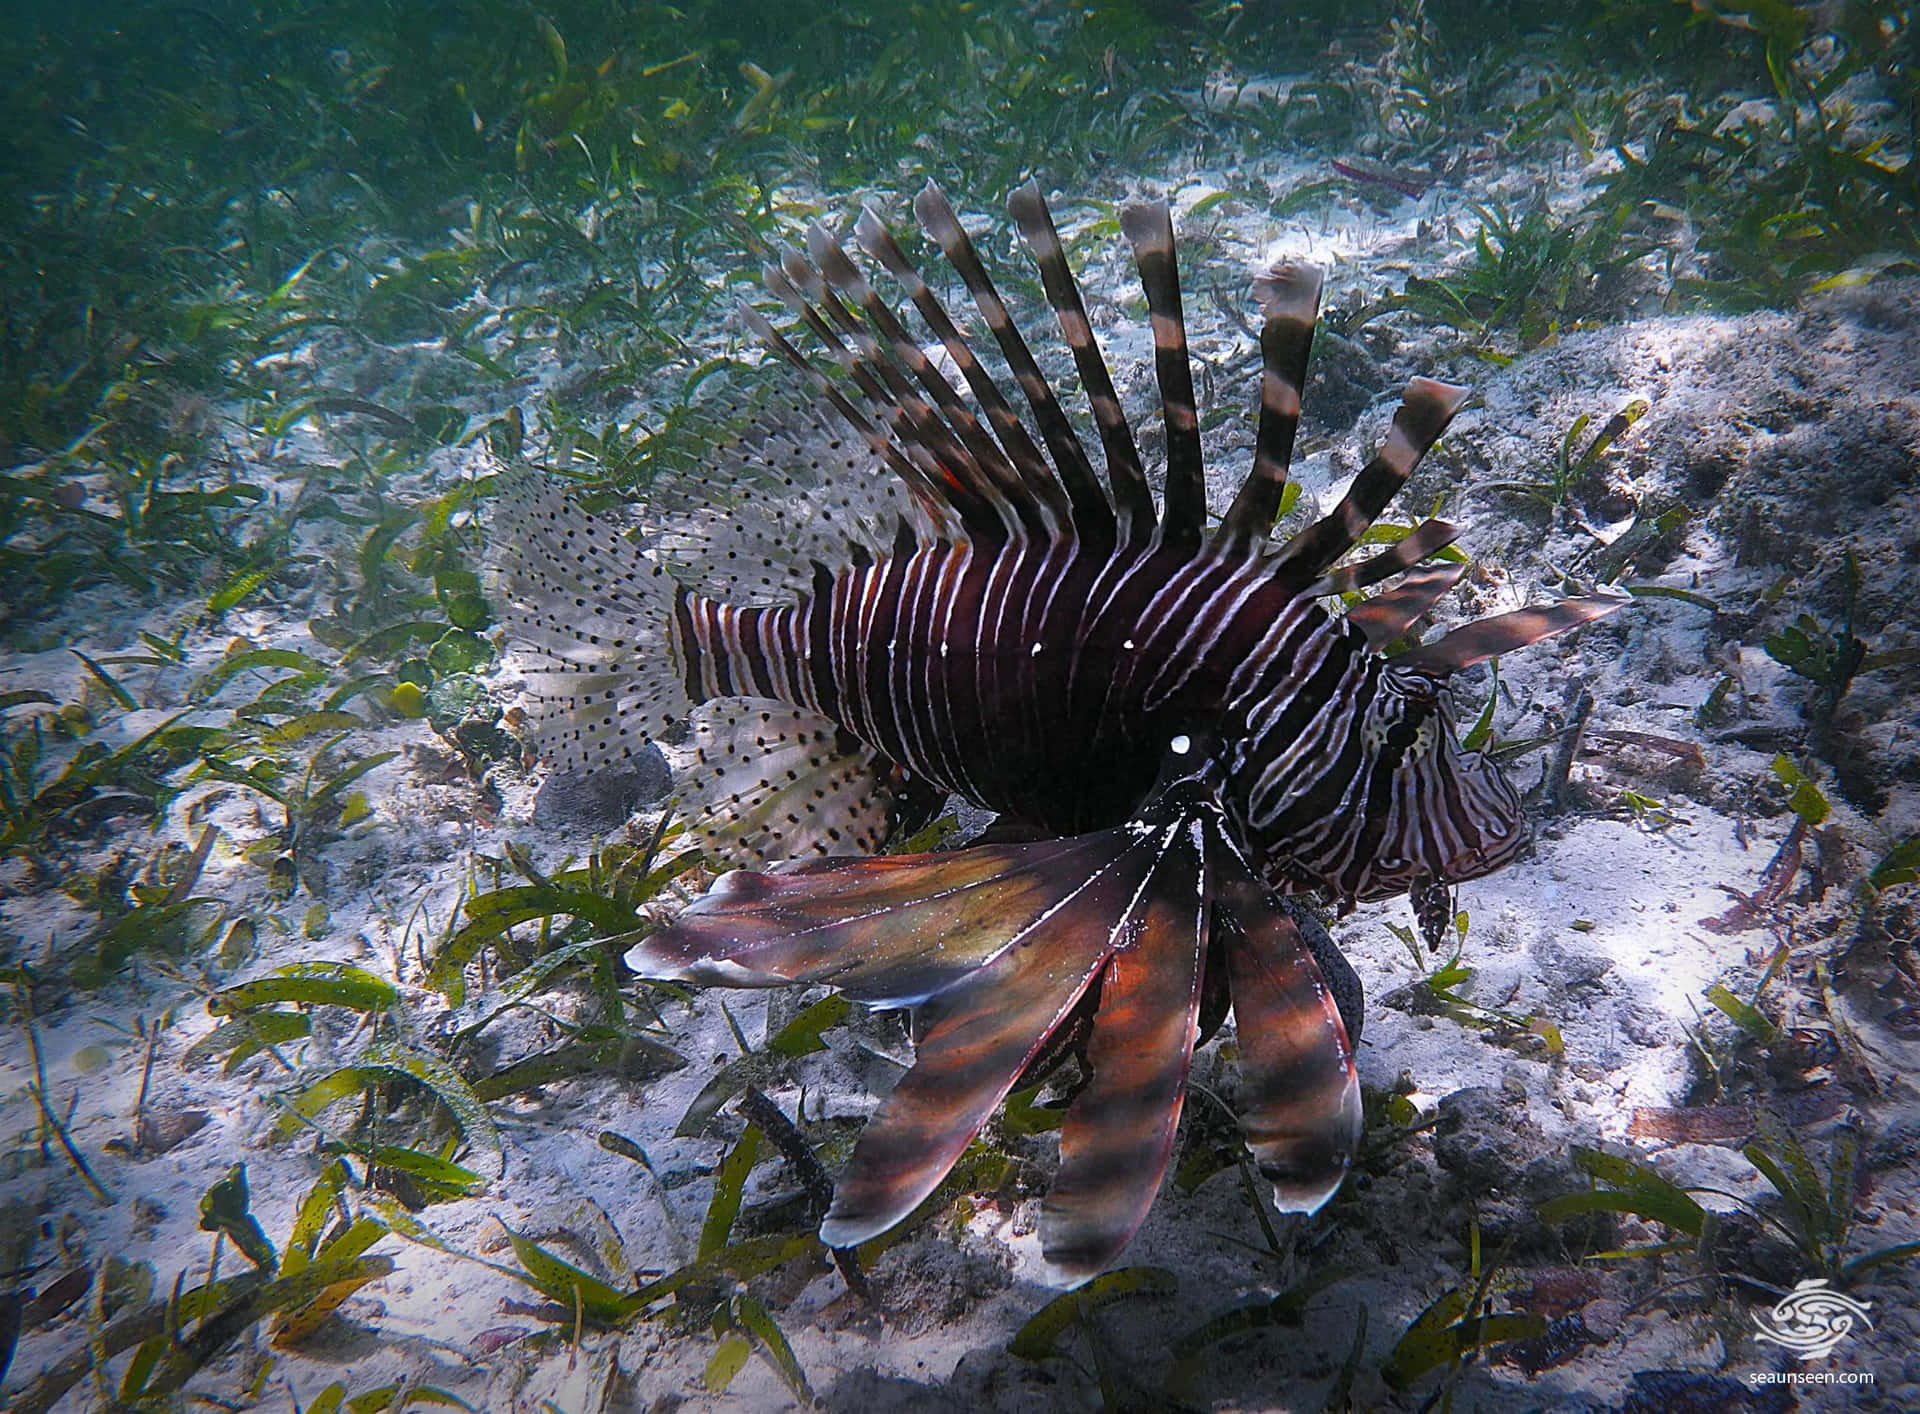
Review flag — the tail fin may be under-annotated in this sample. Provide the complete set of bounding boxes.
[492,476,691,773]
[495,477,898,864]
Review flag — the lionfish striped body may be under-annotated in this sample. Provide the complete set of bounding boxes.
[497,182,1625,1285]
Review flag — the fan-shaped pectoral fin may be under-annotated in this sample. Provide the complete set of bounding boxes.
[1040,816,1209,1285]
[1215,875,1363,1215]
[626,821,1181,1249]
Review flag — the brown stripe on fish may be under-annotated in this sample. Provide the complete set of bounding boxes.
[1007,181,1153,538]
[1120,199,1205,550]
[1218,260,1323,552]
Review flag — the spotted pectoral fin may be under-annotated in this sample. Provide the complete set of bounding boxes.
[679,700,893,866]
[1041,818,1208,1284]
[625,826,1133,1007]
[1216,876,1362,1215]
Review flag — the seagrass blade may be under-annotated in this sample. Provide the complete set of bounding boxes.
[1040,817,1208,1284]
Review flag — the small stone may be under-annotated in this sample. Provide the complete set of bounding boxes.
[1433,1086,1533,1189]
[532,745,672,831]
[1581,1297,1623,1339]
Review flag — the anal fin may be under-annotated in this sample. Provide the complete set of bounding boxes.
[682,700,892,865]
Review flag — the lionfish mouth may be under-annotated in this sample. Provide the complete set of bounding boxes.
[1432,753,1530,883]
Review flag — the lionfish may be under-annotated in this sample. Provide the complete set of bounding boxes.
[496,182,1625,1287]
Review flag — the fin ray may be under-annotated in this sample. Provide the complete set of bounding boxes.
[1277,377,1470,575]
[1040,817,1207,1283]
[1218,261,1323,550]
[1399,590,1631,674]
[1120,200,1205,549]
[816,828,1174,1246]
[914,181,1110,530]
[1308,517,1460,597]
[1007,181,1144,538]
[1217,876,1361,1214]
[493,476,690,771]
[1343,561,1467,649]
[627,828,1134,1006]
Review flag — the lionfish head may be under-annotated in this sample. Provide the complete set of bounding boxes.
[1343,661,1529,901]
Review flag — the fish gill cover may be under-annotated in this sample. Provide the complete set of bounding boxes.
[2,2,1919,1410]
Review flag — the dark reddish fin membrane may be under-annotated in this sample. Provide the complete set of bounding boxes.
[1278,377,1471,575]
[1343,561,1467,649]
[1217,880,1361,1214]
[1120,200,1205,550]
[1399,590,1632,675]
[914,182,1107,528]
[1007,181,1147,538]
[814,830,1173,1247]
[626,830,1133,1007]
[1041,822,1207,1283]
[1218,261,1323,551]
